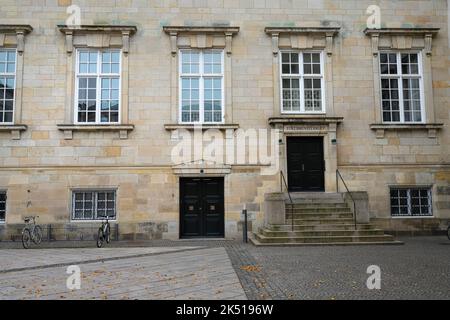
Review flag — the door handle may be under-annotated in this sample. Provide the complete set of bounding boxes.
[302,164,305,171]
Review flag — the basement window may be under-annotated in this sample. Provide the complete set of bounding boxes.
[72,190,116,220]
[390,187,432,217]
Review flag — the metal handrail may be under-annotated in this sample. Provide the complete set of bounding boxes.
[336,169,357,230]
[280,171,294,231]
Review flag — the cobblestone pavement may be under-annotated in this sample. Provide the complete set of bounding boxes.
[0,236,449,300]
[0,247,246,300]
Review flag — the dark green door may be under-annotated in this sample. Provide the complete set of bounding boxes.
[287,137,325,192]
[180,177,224,238]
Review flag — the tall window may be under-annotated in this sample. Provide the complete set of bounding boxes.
[179,50,224,123]
[390,188,432,217]
[0,49,16,124]
[72,190,117,220]
[280,51,324,113]
[380,52,423,122]
[75,50,121,124]
[0,191,6,222]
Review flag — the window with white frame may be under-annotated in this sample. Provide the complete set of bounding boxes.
[72,190,116,220]
[0,191,6,222]
[0,49,16,124]
[179,50,224,123]
[380,52,423,122]
[75,50,121,124]
[280,51,324,113]
[390,187,432,217]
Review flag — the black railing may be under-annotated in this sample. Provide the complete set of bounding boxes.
[280,171,294,231]
[336,169,357,230]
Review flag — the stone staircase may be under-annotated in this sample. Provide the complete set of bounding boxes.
[251,193,402,246]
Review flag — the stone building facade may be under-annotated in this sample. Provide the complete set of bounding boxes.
[0,0,448,241]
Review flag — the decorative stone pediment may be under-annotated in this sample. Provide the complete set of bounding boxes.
[269,116,343,137]
[0,24,33,55]
[163,26,240,56]
[57,25,137,55]
[364,28,439,56]
[265,26,340,56]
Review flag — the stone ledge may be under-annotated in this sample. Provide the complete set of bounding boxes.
[370,123,444,138]
[57,24,137,35]
[0,124,27,140]
[163,26,240,35]
[265,26,340,35]
[0,24,33,34]
[363,27,440,36]
[57,124,134,140]
[268,116,344,125]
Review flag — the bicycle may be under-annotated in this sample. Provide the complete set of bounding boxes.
[96,217,111,248]
[22,216,43,249]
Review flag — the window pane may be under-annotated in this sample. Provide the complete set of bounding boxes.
[381,78,400,122]
[391,188,432,217]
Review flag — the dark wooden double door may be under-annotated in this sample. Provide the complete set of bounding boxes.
[287,137,325,192]
[180,177,224,238]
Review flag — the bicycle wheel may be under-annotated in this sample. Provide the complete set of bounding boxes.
[32,225,43,245]
[96,228,104,248]
[105,224,111,244]
[22,229,31,249]
[447,226,450,241]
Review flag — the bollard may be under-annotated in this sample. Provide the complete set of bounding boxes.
[242,208,248,243]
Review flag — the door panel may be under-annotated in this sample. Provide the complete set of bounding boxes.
[180,179,203,237]
[287,137,325,192]
[180,177,224,238]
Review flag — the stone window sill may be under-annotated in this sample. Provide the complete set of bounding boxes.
[57,124,134,140]
[0,124,27,140]
[370,123,444,138]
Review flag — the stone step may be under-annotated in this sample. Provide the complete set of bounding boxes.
[285,207,352,213]
[289,192,344,200]
[267,223,375,231]
[286,218,355,224]
[286,213,353,219]
[286,203,349,209]
[250,237,404,247]
[259,228,385,237]
[288,199,346,204]
[253,233,396,244]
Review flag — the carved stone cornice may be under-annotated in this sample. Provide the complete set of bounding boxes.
[0,24,33,55]
[265,26,340,56]
[57,25,137,55]
[364,27,440,56]
[162,26,240,56]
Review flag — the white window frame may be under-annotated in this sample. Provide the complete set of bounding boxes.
[379,51,425,123]
[74,49,122,124]
[178,49,225,124]
[390,187,433,218]
[0,190,6,223]
[279,50,326,114]
[0,48,17,124]
[71,189,118,222]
